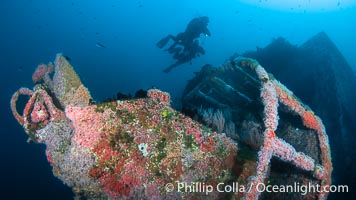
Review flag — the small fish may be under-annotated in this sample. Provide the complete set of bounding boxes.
[96,42,107,48]
[17,66,23,72]
[63,55,71,61]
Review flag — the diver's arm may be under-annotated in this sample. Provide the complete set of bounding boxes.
[200,46,206,54]
[204,28,211,37]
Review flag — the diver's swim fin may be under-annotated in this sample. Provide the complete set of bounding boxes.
[163,63,179,73]
[157,36,171,48]
[163,67,172,73]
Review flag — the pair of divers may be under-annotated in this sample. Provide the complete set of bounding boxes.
[157,16,211,73]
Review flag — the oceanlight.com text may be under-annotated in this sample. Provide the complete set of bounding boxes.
[164,181,348,195]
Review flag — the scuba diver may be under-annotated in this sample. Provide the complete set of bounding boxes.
[163,39,205,73]
[157,16,211,73]
[157,16,211,51]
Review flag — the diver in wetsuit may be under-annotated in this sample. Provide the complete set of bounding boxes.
[157,16,210,73]
[163,39,205,73]
[157,16,211,52]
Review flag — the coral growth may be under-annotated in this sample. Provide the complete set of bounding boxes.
[236,57,332,200]
[65,92,239,199]
[11,54,238,200]
[32,64,47,83]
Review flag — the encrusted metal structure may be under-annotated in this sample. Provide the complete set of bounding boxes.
[11,54,331,199]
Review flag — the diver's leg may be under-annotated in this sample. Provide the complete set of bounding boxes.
[163,59,187,73]
[166,33,185,51]
[166,42,178,52]
[157,35,176,48]
[169,47,182,57]
[163,62,179,73]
